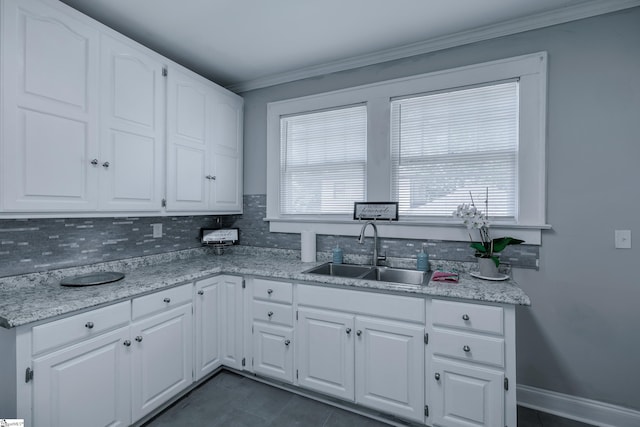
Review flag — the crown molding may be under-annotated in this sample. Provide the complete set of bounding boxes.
[227,0,640,93]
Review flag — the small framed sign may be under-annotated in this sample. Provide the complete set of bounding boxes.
[200,228,239,245]
[353,202,398,221]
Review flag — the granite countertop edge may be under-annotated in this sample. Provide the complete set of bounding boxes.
[0,246,531,329]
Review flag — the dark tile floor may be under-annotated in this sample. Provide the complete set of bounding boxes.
[144,371,597,427]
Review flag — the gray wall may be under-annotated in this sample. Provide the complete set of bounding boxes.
[240,8,640,411]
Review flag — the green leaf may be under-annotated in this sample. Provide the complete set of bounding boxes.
[470,242,487,253]
[491,237,524,253]
[491,255,500,267]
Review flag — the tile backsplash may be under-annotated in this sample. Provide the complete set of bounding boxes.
[0,194,538,277]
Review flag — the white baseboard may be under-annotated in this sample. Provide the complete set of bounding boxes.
[517,384,640,427]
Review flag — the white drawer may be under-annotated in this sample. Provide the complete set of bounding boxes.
[432,329,505,368]
[132,283,192,320]
[252,300,294,327]
[432,299,504,335]
[32,301,130,355]
[253,278,293,304]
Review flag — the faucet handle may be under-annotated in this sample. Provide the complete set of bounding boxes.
[377,251,387,265]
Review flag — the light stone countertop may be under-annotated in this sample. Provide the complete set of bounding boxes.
[0,246,531,329]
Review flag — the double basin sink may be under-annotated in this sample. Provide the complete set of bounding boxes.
[303,262,431,286]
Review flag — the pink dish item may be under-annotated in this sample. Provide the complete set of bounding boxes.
[431,271,459,283]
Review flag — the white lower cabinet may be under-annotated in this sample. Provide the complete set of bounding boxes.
[252,323,294,383]
[295,284,426,423]
[32,326,131,427]
[130,302,193,421]
[430,358,504,427]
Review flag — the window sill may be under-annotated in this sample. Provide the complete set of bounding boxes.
[266,217,549,245]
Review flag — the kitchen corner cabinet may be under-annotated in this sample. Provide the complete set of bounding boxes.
[0,0,242,216]
[166,65,243,214]
[195,274,245,373]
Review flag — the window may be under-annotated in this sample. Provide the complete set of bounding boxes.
[266,52,547,244]
[280,105,367,215]
[391,81,519,219]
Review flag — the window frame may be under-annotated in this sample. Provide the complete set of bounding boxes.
[266,52,548,244]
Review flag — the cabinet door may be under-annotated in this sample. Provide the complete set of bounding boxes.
[1,0,99,211]
[430,358,504,427]
[355,317,425,423]
[165,67,211,211]
[297,308,355,400]
[194,277,222,381]
[219,275,244,369]
[210,91,243,213]
[131,303,193,422]
[252,323,294,383]
[32,327,130,427]
[99,34,164,211]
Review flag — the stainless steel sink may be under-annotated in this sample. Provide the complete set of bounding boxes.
[303,263,373,278]
[361,266,430,286]
[303,262,430,285]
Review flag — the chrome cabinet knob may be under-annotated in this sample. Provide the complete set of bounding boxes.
[85,321,94,329]
[267,311,274,318]
[267,289,273,295]
[211,175,216,180]
[345,328,352,334]
[163,297,171,303]
[356,330,362,336]
[102,161,110,168]
[284,339,291,346]
[463,345,471,352]
[123,340,131,347]
[197,290,204,295]
[462,314,470,321]
[90,159,98,166]
[435,372,441,381]
[135,336,143,342]
[205,175,212,180]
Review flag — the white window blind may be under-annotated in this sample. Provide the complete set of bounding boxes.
[391,81,519,220]
[280,105,367,215]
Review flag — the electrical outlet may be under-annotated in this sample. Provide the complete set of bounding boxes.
[152,223,162,238]
[614,230,631,249]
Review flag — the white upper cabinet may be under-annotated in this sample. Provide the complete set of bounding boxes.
[1,0,100,211]
[98,34,165,211]
[0,0,242,216]
[166,65,243,214]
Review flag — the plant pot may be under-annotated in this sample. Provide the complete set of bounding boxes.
[477,257,500,278]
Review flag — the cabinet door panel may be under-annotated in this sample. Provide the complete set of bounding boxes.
[2,0,99,211]
[220,276,244,369]
[131,304,193,422]
[100,35,164,211]
[431,358,504,427]
[253,323,293,383]
[212,151,241,211]
[194,277,221,380]
[355,317,425,423]
[32,327,130,427]
[297,308,355,400]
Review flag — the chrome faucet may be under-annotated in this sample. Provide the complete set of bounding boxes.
[358,221,386,266]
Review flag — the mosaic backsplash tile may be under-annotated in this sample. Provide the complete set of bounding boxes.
[0,194,538,277]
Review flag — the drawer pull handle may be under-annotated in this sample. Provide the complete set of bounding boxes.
[267,289,273,295]
[435,372,440,381]
[463,345,471,352]
[123,340,131,347]
[462,314,470,321]
[163,297,171,303]
[197,290,204,295]
[284,339,291,346]
[345,328,352,334]
[356,330,362,337]
[85,321,94,329]
[135,336,143,342]
[267,311,274,318]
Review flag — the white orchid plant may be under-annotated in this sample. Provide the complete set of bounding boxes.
[452,189,523,267]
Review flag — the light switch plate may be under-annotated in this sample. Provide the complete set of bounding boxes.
[615,230,631,249]
[152,223,162,238]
